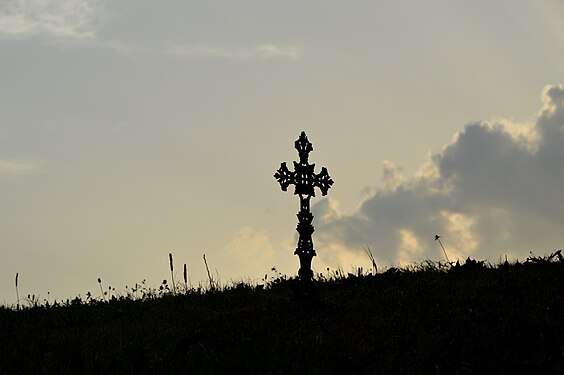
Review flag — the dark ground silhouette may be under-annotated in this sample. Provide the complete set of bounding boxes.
[1,254,563,374]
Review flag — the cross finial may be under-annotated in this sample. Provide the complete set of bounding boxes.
[295,131,313,164]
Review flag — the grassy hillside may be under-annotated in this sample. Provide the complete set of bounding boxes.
[1,253,563,374]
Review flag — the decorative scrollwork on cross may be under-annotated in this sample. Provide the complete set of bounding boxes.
[274,131,334,281]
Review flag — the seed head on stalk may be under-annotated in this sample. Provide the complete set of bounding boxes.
[98,277,106,301]
[169,253,176,295]
[435,235,450,263]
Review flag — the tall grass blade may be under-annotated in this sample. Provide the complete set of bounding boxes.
[203,254,215,291]
[364,246,378,275]
[183,263,188,291]
[15,272,19,310]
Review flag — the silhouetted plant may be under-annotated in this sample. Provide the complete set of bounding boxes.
[25,293,40,308]
[451,257,487,273]
[97,277,105,302]
[203,254,215,291]
[183,263,188,292]
[364,246,378,275]
[15,272,19,310]
[169,252,177,295]
[265,267,291,289]
[434,234,451,263]
[526,249,563,264]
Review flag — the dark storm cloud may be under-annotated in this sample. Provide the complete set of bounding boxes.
[314,85,564,264]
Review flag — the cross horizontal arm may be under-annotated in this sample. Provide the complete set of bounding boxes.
[314,167,334,196]
[274,162,295,192]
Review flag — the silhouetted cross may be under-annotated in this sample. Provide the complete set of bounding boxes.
[274,131,334,281]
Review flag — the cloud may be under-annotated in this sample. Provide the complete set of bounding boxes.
[0,159,39,176]
[315,85,564,266]
[254,44,304,60]
[165,43,304,61]
[221,227,276,279]
[0,0,107,40]
[0,1,304,61]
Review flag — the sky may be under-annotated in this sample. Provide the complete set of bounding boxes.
[1,0,564,304]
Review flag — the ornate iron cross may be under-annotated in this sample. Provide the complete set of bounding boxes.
[274,131,334,281]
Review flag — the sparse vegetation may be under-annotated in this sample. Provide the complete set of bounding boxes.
[1,251,563,374]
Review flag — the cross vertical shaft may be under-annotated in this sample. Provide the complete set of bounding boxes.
[274,131,334,281]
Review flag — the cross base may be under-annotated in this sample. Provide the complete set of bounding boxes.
[296,251,315,281]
